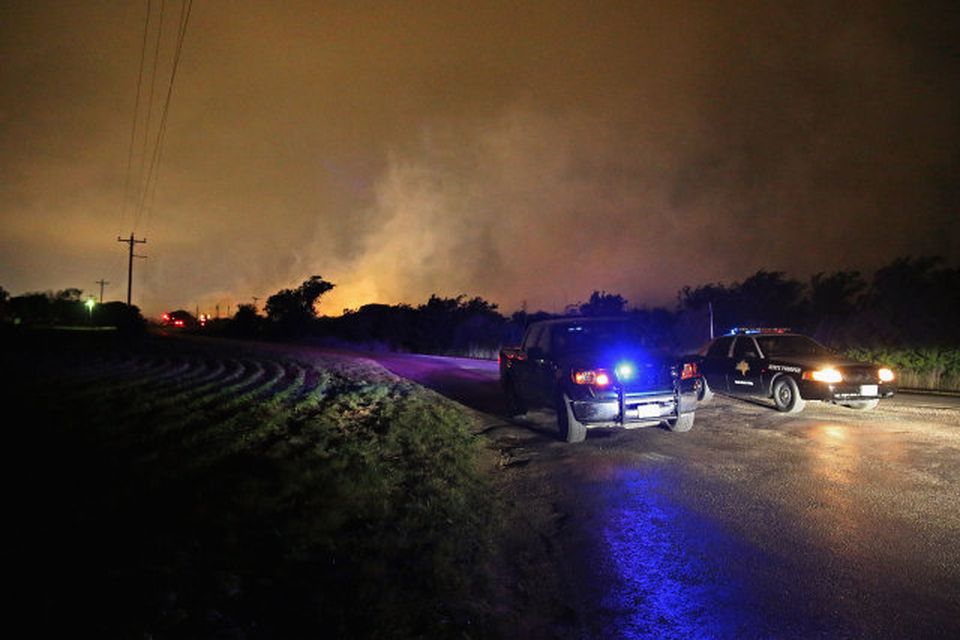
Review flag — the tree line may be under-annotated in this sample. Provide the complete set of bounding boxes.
[4,255,958,354]
[211,255,960,355]
[0,286,145,334]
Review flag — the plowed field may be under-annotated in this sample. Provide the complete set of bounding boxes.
[0,329,497,638]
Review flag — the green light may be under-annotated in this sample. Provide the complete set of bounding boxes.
[85,299,95,310]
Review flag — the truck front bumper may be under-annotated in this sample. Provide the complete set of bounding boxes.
[570,383,699,428]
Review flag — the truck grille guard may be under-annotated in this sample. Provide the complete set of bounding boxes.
[613,383,681,426]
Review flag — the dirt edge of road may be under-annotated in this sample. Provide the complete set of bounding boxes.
[458,406,585,639]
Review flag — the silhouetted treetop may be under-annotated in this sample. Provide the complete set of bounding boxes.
[266,276,335,336]
[579,291,628,316]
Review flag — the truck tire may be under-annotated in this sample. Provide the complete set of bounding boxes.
[697,378,714,403]
[557,393,587,443]
[664,412,695,432]
[502,375,526,417]
[772,376,806,413]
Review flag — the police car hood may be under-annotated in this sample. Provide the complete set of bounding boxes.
[769,354,873,370]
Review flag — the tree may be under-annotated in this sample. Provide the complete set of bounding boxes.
[229,303,263,338]
[735,270,804,327]
[52,288,86,325]
[579,291,628,316]
[809,271,865,318]
[9,292,54,324]
[865,256,958,346]
[266,275,335,336]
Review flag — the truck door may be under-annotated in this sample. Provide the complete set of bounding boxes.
[728,336,763,395]
[512,324,543,404]
[529,325,559,406]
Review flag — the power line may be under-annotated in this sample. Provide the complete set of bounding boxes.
[119,0,193,236]
[137,0,193,234]
[115,0,192,310]
[131,0,166,233]
[119,0,153,236]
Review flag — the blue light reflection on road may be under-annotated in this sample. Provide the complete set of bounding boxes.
[577,465,829,640]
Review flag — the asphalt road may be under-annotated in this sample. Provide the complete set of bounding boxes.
[363,351,960,639]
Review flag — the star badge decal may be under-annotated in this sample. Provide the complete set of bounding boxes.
[735,359,750,376]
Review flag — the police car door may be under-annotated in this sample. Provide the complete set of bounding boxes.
[702,336,734,393]
[729,336,763,395]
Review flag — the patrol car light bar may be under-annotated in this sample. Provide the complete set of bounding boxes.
[727,327,791,335]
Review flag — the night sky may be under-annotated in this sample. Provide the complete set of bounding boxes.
[2,1,958,319]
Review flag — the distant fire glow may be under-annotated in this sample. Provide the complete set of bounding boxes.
[1,2,957,317]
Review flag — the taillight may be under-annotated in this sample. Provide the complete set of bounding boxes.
[680,362,698,380]
[572,369,611,386]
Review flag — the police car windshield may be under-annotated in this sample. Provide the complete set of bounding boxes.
[757,335,834,358]
[553,320,647,354]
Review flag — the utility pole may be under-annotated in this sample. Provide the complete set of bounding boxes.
[708,301,715,340]
[95,279,109,303]
[117,233,147,306]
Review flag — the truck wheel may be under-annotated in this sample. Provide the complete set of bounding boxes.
[557,393,587,443]
[503,376,526,417]
[697,378,713,403]
[772,376,806,413]
[664,412,695,432]
[844,399,879,411]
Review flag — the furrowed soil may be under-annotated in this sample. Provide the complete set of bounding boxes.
[0,328,518,639]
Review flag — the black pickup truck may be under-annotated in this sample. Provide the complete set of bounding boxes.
[499,317,701,442]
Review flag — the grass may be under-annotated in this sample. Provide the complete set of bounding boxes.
[0,328,500,638]
[845,346,960,392]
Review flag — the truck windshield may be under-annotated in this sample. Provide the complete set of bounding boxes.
[552,320,648,354]
[756,335,834,358]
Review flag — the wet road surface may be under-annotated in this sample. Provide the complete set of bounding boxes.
[357,351,960,638]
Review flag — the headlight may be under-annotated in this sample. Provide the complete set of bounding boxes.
[878,367,895,382]
[805,368,843,383]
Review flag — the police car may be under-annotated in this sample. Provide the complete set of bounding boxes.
[695,328,896,413]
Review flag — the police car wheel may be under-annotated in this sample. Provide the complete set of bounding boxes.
[697,378,713,402]
[844,399,879,411]
[772,377,806,413]
[557,393,587,443]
